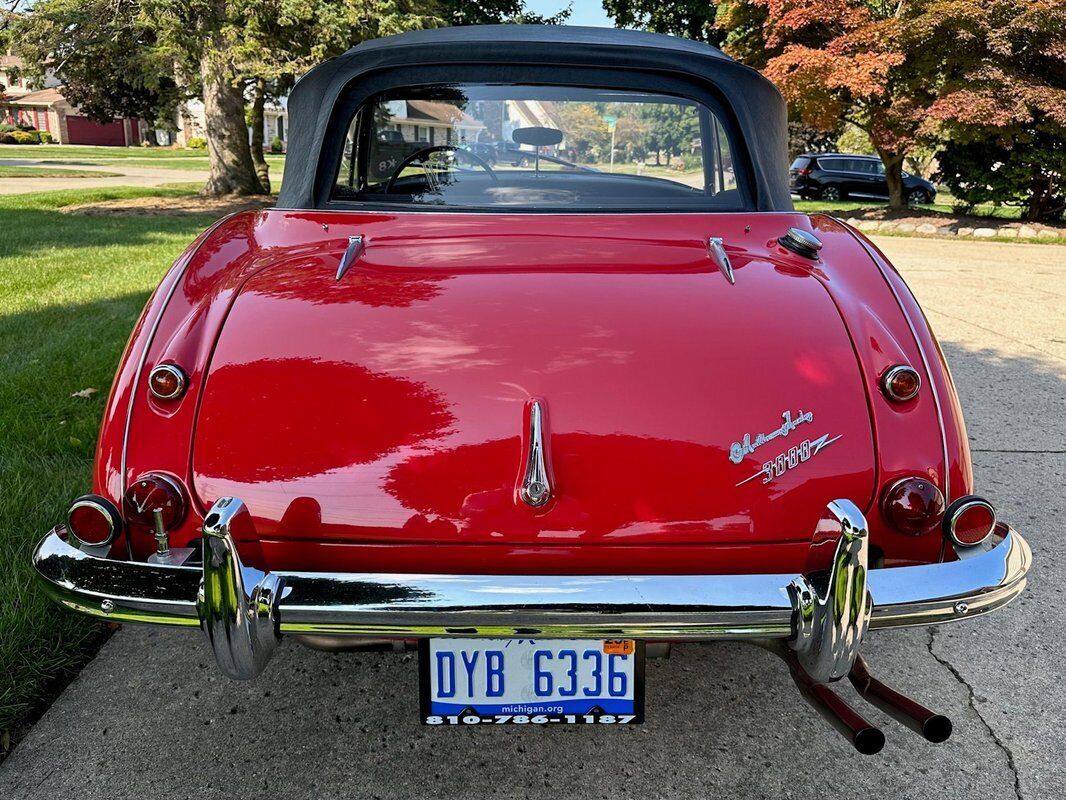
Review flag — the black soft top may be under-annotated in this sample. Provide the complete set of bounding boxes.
[278,25,792,212]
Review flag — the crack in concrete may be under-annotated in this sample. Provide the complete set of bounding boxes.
[928,627,1023,800]
[971,448,1066,454]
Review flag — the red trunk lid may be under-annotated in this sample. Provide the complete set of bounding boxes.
[192,218,875,553]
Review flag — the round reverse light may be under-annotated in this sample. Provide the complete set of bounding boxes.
[148,364,187,400]
[881,477,945,536]
[123,473,186,530]
[67,495,122,547]
[945,496,996,547]
[882,365,921,402]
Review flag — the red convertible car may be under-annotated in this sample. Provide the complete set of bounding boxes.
[34,26,1030,753]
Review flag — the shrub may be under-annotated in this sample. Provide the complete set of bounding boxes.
[269,136,283,154]
[10,130,40,144]
[38,131,53,144]
[0,132,16,144]
[186,136,207,149]
[0,123,16,132]
[936,124,1065,222]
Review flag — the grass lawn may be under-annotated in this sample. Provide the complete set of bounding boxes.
[0,144,212,160]
[794,192,1027,220]
[0,185,218,749]
[0,165,122,179]
[2,144,285,173]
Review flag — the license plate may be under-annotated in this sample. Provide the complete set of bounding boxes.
[419,638,644,725]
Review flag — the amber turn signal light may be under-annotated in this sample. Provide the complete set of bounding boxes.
[881,477,945,536]
[67,495,122,548]
[945,496,996,547]
[148,364,187,400]
[881,365,921,402]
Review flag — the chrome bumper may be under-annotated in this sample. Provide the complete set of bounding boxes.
[33,497,1031,681]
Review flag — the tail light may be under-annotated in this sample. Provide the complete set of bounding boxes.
[797,168,811,176]
[67,495,122,548]
[123,473,186,532]
[881,365,921,402]
[881,477,945,535]
[148,363,187,400]
[945,496,996,547]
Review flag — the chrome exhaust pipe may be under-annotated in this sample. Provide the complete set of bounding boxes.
[848,655,953,743]
[786,653,885,755]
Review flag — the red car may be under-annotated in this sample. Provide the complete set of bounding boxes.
[34,26,1030,752]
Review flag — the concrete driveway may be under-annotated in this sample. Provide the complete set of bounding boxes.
[1,237,1062,799]
[0,158,208,194]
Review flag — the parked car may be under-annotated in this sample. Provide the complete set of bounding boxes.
[34,26,1030,753]
[459,141,498,165]
[791,152,937,204]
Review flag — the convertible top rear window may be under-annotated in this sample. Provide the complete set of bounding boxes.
[332,84,748,211]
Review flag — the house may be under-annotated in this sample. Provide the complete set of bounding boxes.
[380,99,485,145]
[169,97,288,150]
[1,53,144,145]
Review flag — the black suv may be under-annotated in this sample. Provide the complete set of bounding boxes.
[790,153,936,204]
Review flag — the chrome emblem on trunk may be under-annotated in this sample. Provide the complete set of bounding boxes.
[519,400,553,508]
[736,433,843,486]
[729,409,815,464]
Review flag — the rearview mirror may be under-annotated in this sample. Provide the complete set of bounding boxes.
[512,127,563,147]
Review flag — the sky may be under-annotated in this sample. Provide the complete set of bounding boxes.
[525,1,614,27]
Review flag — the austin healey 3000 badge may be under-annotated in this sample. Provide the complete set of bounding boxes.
[729,409,814,464]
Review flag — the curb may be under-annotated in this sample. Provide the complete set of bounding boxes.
[846,218,1063,240]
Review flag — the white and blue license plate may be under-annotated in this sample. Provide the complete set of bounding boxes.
[419,638,644,725]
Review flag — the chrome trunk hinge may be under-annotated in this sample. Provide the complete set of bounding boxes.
[518,400,553,508]
[707,236,735,285]
[336,235,366,281]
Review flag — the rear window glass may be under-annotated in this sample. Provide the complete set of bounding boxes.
[791,157,811,169]
[332,83,747,211]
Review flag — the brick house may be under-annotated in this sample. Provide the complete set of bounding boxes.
[1,54,143,145]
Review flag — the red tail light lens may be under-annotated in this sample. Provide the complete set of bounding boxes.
[148,364,187,400]
[797,168,811,175]
[881,477,945,535]
[123,473,186,530]
[882,365,921,402]
[945,496,996,547]
[67,495,122,547]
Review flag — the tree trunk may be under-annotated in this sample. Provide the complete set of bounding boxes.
[878,150,907,209]
[249,78,270,194]
[199,50,262,196]
[1025,172,1050,222]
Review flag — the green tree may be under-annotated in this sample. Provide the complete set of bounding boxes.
[604,0,724,44]
[714,0,1065,210]
[643,103,699,165]
[12,1,182,127]
[15,2,437,195]
[918,1,1066,221]
[554,102,610,161]
[437,0,569,24]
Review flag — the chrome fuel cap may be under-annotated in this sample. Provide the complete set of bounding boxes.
[780,227,823,259]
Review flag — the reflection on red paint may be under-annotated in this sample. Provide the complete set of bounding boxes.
[195,358,454,482]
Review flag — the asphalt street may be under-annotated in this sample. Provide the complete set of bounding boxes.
[1,236,1062,799]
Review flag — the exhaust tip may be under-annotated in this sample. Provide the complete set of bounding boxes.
[854,726,886,755]
[922,714,953,743]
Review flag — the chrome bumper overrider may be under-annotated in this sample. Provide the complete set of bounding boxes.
[32,497,1031,681]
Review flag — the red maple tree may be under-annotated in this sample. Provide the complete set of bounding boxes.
[740,0,1065,209]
